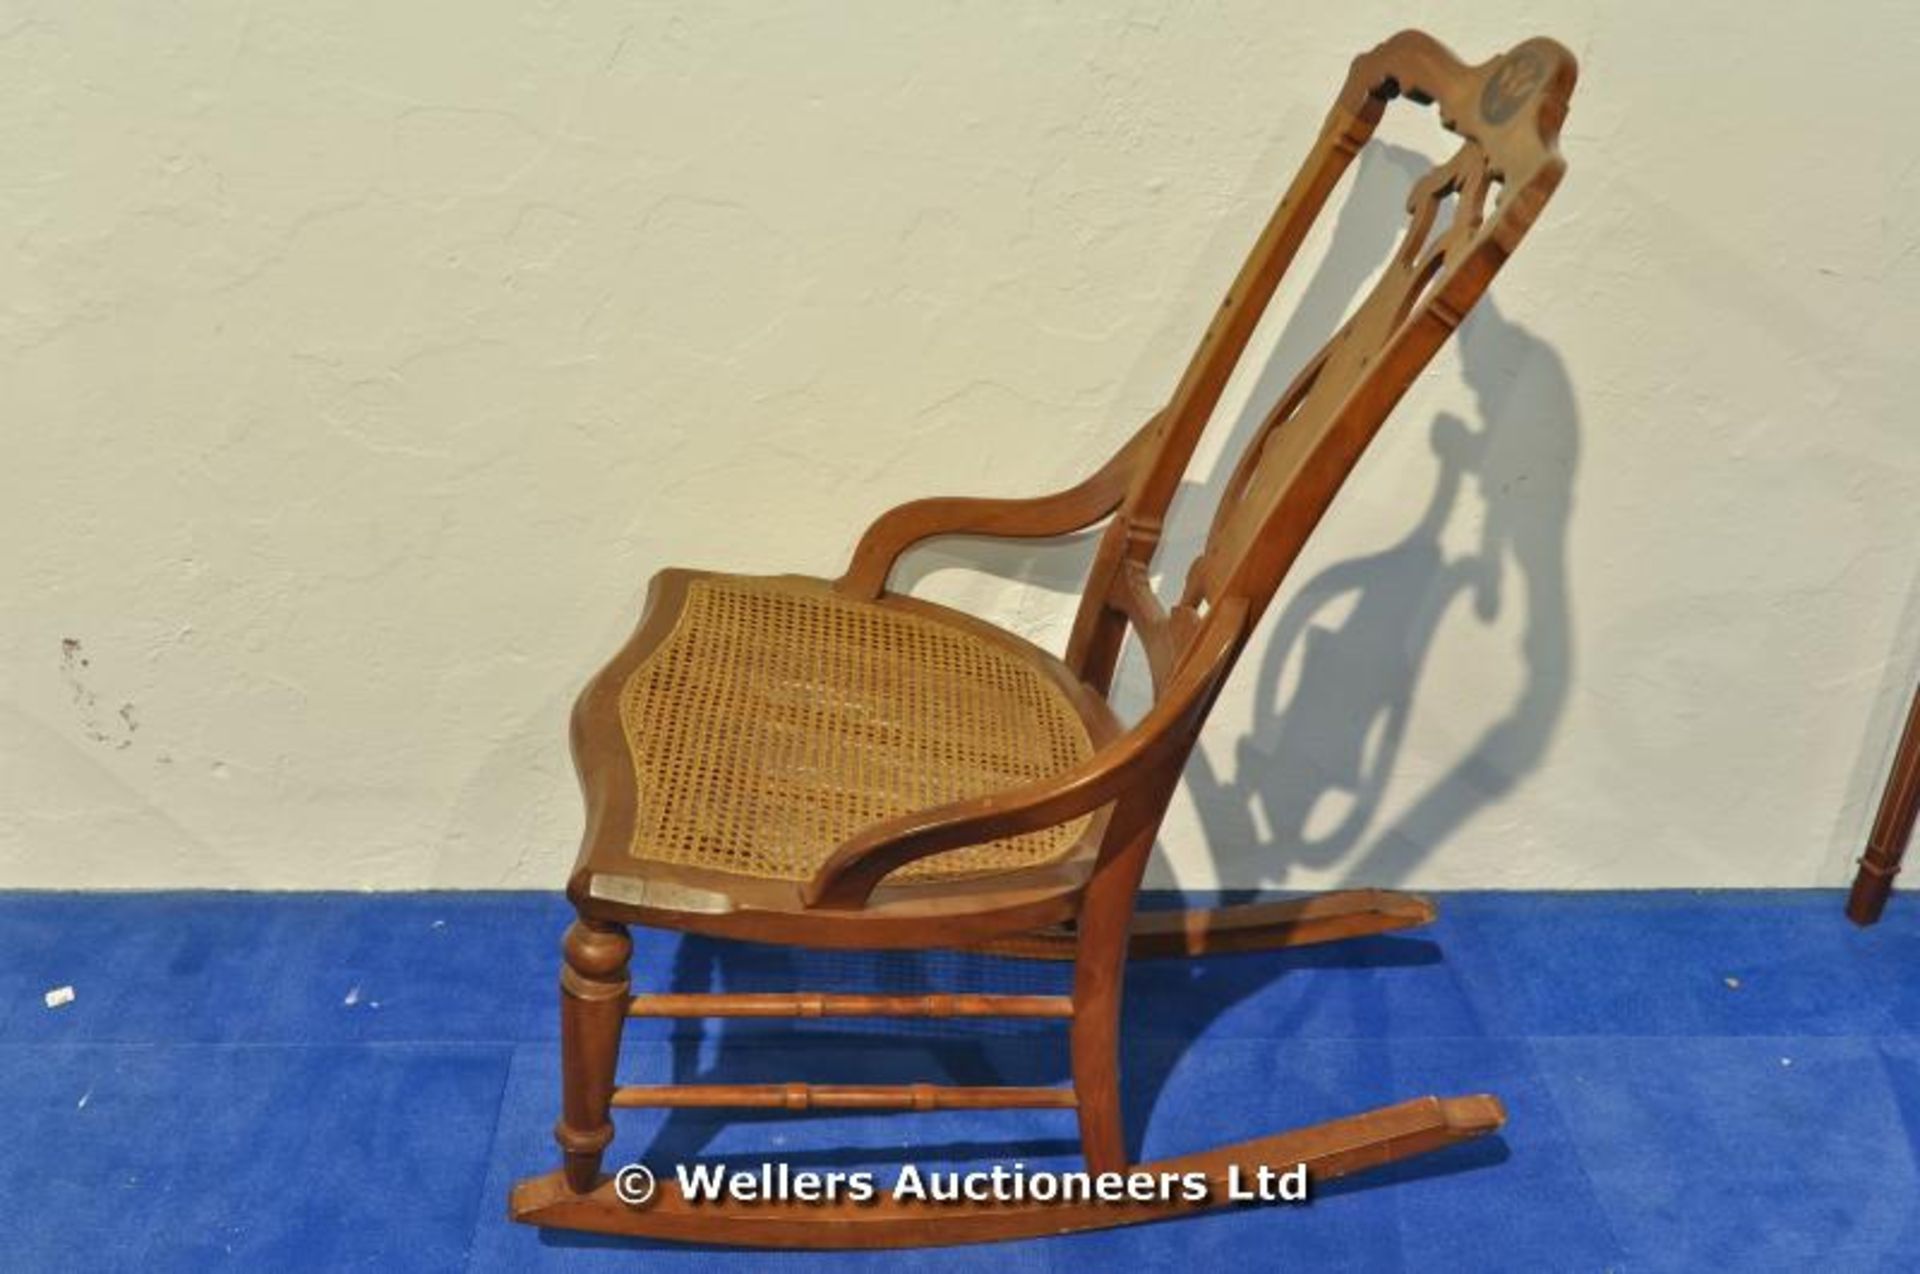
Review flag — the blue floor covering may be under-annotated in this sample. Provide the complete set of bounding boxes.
[2,890,1916,1271]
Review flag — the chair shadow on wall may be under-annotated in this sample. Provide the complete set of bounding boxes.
[1178,142,1579,896]
[628,141,1579,1178]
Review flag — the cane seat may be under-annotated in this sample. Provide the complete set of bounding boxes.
[617,572,1099,883]
[570,571,1120,925]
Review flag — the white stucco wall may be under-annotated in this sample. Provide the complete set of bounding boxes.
[4,2,1918,891]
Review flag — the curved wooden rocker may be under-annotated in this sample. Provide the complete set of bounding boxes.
[511,29,1577,1249]
[513,1094,1503,1248]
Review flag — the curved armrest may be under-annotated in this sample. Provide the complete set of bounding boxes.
[835,410,1163,601]
[803,597,1249,909]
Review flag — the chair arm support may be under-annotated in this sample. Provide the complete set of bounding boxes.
[834,411,1163,601]
[803,597,1249,910]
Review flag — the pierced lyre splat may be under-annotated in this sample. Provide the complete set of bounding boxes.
[1176,143,1501,614]
[1064,32,1574,700]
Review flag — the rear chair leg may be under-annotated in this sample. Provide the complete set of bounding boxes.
[1070,896,1131,1173]
[555,919,630,1193]
[1071,790,1165,1174]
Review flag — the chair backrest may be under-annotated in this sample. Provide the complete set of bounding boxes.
[1065,31,1576,700]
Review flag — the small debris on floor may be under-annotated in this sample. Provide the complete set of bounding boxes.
[77,1089,91,1109]
[1723,976,1741,989]
[1781,1057,1793,1067]
[342,985,361,1007]
[44,985,75,1009]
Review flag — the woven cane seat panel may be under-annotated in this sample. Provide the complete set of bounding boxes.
[617,576,1096,884]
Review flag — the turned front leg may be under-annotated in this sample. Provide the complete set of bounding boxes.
[554,919,631,1193]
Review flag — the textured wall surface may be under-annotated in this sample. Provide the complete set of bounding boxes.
[4,2,1918,890]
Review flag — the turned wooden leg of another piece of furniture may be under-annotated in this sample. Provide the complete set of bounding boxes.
[555,919,631,1192]
[1849,683,1920,926]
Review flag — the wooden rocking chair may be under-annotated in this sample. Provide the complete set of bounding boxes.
[511,29,1576,1248]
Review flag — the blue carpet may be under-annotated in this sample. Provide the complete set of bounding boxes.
[1,890,1914,1271]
